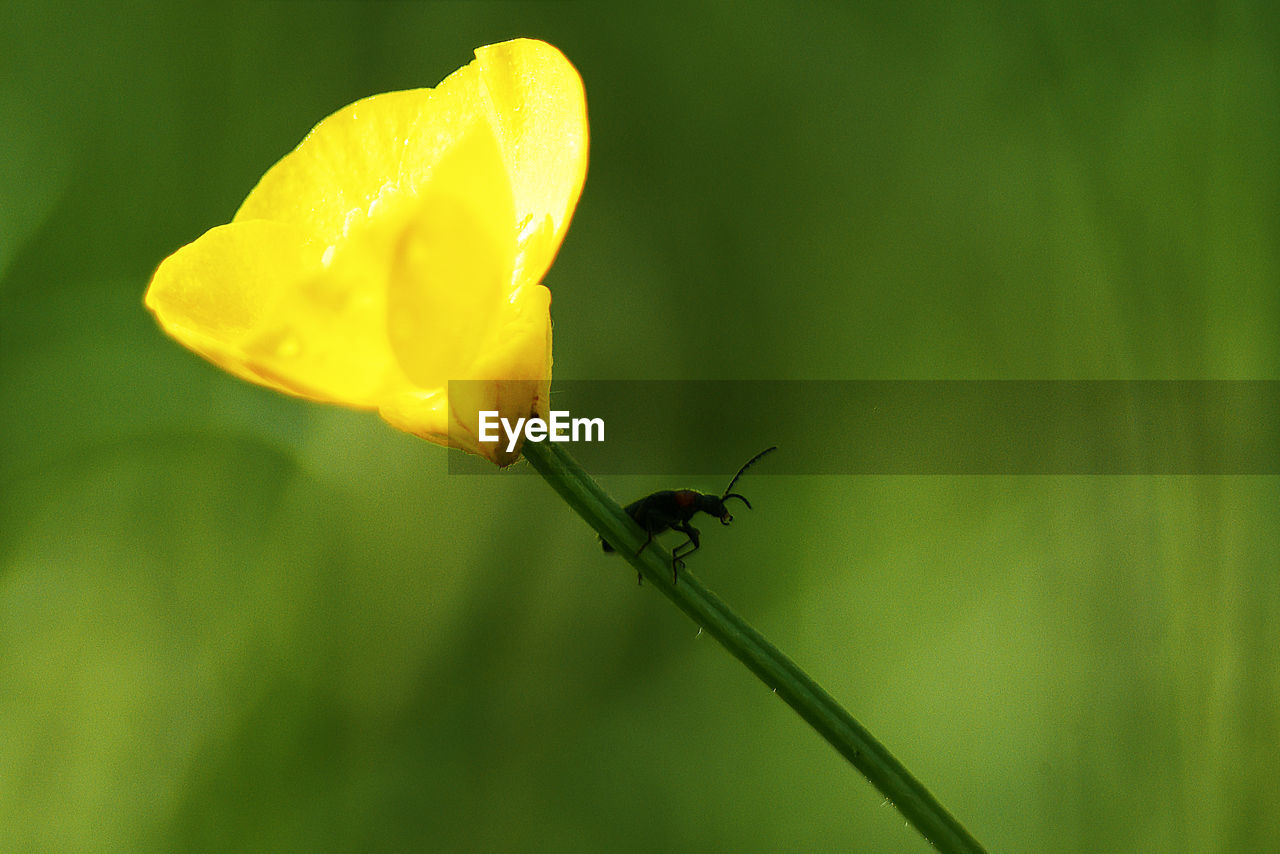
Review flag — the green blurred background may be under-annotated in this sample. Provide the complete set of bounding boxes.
[2,2,1277,851]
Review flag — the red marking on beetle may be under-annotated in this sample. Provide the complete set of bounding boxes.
[674,490,697,507]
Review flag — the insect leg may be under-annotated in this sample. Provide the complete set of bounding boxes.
[633,529,655,558]
[670,523,702,583]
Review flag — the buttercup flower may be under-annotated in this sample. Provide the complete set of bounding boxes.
[146,38,587,465]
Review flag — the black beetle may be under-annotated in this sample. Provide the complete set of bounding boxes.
[602,446,777,583]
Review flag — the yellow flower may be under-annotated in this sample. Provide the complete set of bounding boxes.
[145,39,588,466]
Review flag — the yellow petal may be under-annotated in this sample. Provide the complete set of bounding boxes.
[386,119,517,391]
[144,220,324,397]
[233,86,438,247]
[237,230,409,406]
[232,38,587,281]
[146,217,412,406]
[380,283,552,466]
[472,40,589,287]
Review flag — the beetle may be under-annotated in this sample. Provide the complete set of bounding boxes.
[601,446,777,584]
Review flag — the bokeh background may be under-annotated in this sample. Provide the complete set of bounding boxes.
[3,2,1277,851]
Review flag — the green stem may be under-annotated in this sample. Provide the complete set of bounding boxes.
[521,441,985,854]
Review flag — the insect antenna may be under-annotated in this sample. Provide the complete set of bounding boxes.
[720,445,778,504]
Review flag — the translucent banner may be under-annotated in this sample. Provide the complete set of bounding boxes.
[446,380,1280,475]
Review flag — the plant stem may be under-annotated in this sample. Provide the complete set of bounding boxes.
[521,441,986,854]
